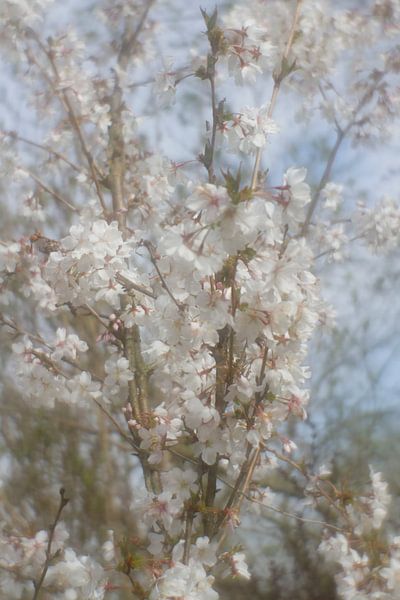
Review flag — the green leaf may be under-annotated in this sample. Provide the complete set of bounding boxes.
[200,7,218,32]
[274,57,298,84]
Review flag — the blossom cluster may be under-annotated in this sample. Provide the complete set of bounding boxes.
[320,469,400,600]
[0,522,106,599]
[355,197,400,254]
[0,0,399,599]
[221,105,279,155]
[3,154,325,597]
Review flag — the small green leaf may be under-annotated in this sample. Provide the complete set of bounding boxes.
[200,7,218,32]
[274,57,298,84]
[208,7,218,31]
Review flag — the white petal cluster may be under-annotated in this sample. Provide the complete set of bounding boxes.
[45,550,106,600]
[0,523,106,599]
[153,61,176,108]
[355,197,400,253]
[0,241,21,273]
[230,552,251,579]
[319,534,371,600]
[282,167,312,230]
[314,222,349,262]
[12,336,100,408]
[223,17,277,84]
[161,466,199,501]
[149,560,218,600]
[319,469,396,600]
[45,218,130,308]
[381,537,400,594]
[346,468,392,535]
[187,184,231,222]
[2,3,400,599]
[52,328,88,361]
[223,105,279,155]
[0,0,54,28]
[322,182,344,211]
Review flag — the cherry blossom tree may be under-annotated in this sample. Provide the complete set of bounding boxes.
[1,0,400,598]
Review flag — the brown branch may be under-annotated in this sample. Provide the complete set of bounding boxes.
[203,329,229,536]
[118,0,156,68]
[116,272,156,299]
[3,131,83,174]
[108,0,156,227]
[164,444,346,535]
[82,302,110,331]
[199,9,222,184]
[143,241,184,311]
[92,398,137,449]
[110,2,161,497]
[300,127,347,236]
[145,437,347,535]
[213,444,252,534]
[107,78,126,228]
[28,34,108,215]
[212,342,268,538]
[183,509,194,565]
[301,71,385,236]
[207,73,218,184]
[24,169,78,212]
[238,491,345,534]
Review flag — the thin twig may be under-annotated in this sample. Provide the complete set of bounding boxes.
[3,131,83,174]
[0,315,104,382]
[24,169,78,212]
[251,0,303,189]
[118,0,156,67]
[301,71,385,236]
[166,445,346,535]
[114,3,161,498]
[29,34,108,215]
[207,73,218,184]
[143,241,184,312]
[215,343,268,535]
[83,302,110,331]
[183,509,194,565]
[92,398,137,449]
[264,446,307,477]
[103,0,156,224]
[0,315,49,348]
[147,441,346,535]
[200,10,221,184]
[116,272,156,299]
[314,234,362,260]
[300,127,347,237]
[240,492,345,534]
[32,488,69,600]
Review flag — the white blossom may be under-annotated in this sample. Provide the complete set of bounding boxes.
[322,182,344,211]
[224,105,279,155]
[1,3,400,600]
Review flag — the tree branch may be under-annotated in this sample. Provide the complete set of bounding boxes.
[24,169,78,212]
[28,33,108,216]
[32,488,69,600]
[251,0,303,190]
[301,71,385,236]
[3,131,83,174]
